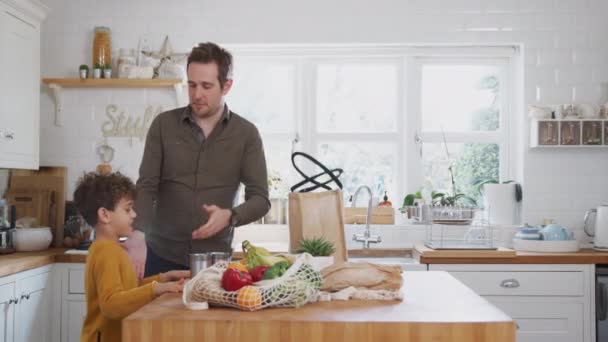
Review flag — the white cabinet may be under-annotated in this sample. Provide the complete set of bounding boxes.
[0,0,48,169]
[0,282,15,342]
[14,271,52,342]
[55,264,86,342]
[429,264,594,342]
[0,265,52,342]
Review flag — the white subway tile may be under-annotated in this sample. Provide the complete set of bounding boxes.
[554,0,589,12]
[572,85,601,103]
[554,30,590,49]
[533,13,576,31]
[536,86,574,102]
[526,65,557,86]
[519,0,554,13]
[537,48,573,66]
[555,66,593,85]
[482,0,520,13]
[573,49,607,65]
[591,65,608,83]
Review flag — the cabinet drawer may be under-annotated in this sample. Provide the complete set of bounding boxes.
[18,271,50,294]
[68,269,85,294]
[449,271,583,296]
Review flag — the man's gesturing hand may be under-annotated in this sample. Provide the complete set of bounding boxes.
[192,204,232,240]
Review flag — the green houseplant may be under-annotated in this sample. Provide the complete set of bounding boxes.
[79,64,89,79]
[93,63,102,79]
[296,236,336,271]
[103,63,112,79]
[296,236,336,257]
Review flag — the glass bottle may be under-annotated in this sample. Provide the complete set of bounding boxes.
[92,26,111,68]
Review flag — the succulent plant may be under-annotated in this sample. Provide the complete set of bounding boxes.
[296,236,336,257]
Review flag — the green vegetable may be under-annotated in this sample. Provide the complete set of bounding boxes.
[262,261,290,280]
[296,236,335,256]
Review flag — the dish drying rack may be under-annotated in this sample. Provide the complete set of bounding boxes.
[420,206,497,250]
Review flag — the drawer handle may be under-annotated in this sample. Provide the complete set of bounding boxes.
[500,279,520,288]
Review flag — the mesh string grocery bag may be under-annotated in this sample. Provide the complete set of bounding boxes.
[183,253,323,311]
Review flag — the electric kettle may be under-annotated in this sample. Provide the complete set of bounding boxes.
[584,205,608,251]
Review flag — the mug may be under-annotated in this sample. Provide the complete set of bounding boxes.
[575,104,599,119]
[528,105,551,119]
[189,253,210,277]
[540,224,572,241]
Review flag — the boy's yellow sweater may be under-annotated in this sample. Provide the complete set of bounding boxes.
[81,239,159,342]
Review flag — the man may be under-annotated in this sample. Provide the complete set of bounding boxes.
[127,42,270,277]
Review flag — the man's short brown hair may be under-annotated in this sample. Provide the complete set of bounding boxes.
[73,172,135,227]
[187,42,233,88]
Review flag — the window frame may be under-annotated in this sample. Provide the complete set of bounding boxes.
[226,44,517,201]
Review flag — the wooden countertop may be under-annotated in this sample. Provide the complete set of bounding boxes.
[123,271,515,342]
[416,247,608,264]
[0,248,86,277]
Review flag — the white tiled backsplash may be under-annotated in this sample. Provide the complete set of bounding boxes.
[39,0,608,230]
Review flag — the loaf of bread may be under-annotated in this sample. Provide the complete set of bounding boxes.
[320,262,403,292]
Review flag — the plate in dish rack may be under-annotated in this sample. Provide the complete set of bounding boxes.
[513,239,579,253]
[432,219,473,225]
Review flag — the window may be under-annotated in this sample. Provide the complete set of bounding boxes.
[226,46,514,205]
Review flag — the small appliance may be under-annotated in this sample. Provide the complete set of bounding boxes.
[584,205,608,251]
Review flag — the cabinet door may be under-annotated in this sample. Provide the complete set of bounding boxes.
[0,282,15,342]
[14,271,50,342]
[489,299,583,342]
[64,299,86,342]
[0,5,39,169]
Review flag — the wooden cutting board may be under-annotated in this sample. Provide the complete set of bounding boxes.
[414,244,517,258]
[9,167,67,247]
[6,189,52,227]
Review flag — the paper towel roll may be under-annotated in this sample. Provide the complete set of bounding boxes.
[483,184,517,225]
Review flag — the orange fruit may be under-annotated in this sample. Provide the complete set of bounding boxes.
[227,262,248,273]
[236,286,262,310]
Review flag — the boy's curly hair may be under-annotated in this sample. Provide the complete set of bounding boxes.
[73,172,135,227]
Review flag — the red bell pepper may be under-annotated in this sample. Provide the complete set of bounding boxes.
[221,268,253,291]
[249,265,269,282]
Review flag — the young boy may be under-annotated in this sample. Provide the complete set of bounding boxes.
[73,172,189,342]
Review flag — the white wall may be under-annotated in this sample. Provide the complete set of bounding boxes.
[39,0,608,230]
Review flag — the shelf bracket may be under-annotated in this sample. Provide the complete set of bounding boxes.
[173,82,186,107]
[48,83,63,126]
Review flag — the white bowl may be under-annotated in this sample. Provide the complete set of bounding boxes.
[13,227,53,252]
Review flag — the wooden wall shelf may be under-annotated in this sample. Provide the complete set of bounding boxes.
[42,78,182,88]
[41,78,185,126]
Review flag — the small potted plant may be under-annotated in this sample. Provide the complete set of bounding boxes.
[296,236,335,271]
[79,64,89,79]
[93,63,102,79]
[103,63,112,79]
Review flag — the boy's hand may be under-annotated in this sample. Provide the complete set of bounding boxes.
[159,270,191,282]
[154,279,185,296]
[121,230,147,279]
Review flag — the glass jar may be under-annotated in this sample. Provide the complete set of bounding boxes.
[92,26,111,68]
[117,48,136,78]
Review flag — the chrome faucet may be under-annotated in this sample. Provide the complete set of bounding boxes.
[351,185,381,248]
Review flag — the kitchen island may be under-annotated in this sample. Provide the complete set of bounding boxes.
[123,271,515,342]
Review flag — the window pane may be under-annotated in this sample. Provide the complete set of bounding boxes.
[264,139,292,198]
[316,63,399,133]
[421,65,501,132]
[422,143,499,205]
[316,142,397,204]
[227,61,296,134]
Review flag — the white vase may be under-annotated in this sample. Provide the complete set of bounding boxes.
[483,183,517,225]
[311,256,334,271]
